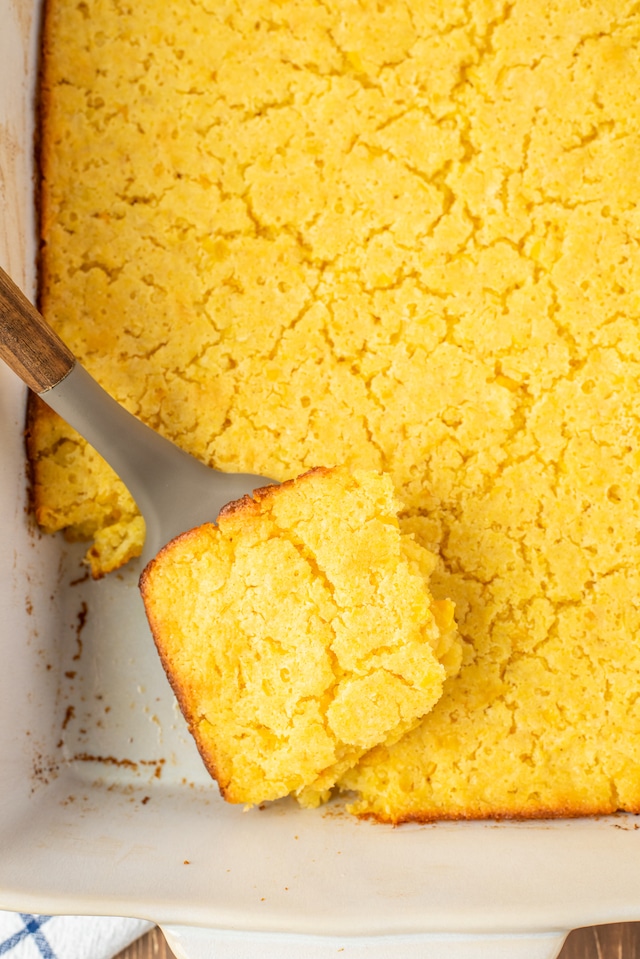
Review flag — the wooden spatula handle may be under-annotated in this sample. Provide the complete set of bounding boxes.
[0,264,75,393]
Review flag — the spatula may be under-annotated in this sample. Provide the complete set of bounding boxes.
[0,264,275,564]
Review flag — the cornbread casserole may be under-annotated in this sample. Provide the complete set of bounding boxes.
[140,467,460,807]
[34,0,640,819]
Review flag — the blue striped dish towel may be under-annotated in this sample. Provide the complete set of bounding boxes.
[0,913,153,959]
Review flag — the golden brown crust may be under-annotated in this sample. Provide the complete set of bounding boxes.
[29,0,74,531]
[139,538,232,796]
[29,0,55,523]
[142,596,229,794]
[23,395,41,520]
[357,808,577,825]
[216,467,333,522]
[24,396,57,527]
[354,796,637,825]
[35,0,56,307]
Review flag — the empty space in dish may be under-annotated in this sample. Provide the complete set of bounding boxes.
[51,543,211,793]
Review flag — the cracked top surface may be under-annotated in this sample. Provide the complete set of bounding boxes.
[35,0,640,818]
[140,467,460,806]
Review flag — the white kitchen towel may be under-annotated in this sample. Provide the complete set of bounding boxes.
[0,912,153,959]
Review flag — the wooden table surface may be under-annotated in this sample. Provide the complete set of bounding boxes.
[116,922,640,959]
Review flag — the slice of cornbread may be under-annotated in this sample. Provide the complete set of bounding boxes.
[139,467,460,806]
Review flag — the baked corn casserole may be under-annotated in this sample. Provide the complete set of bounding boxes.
[140,467,460,807]
[34,0,640,819]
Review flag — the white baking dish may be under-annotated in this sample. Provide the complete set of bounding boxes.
[2,3,640,958]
